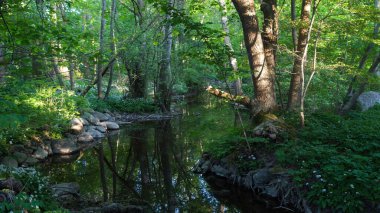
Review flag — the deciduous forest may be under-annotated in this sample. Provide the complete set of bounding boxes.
[0,0,379,212]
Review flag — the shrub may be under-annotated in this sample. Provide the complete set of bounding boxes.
[0,79,89,144]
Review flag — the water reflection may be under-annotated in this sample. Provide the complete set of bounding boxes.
[40,100,285,212]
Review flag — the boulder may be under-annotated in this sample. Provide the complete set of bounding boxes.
[70,118,84,134]
[1,156,18,168]
[51,182,80,208]
[358,91,380,111]
[87,128,105,138]
[79,117,89,126]
[82,112,100,125]
[51,139,79,155]
[104,113,116,122]
[95,126,107,133]
[102,203,144,213]
[32,146,48,160]
[12,152,27,164]
[101,121,120,130]
[92,111,109,121]
[77,132,94,143]
[24,157,39,165]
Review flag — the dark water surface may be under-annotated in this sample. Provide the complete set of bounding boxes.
[40,99,286,212]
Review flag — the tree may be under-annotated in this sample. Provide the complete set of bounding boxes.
[218,0,242,96]
[105,0,117,98]
[157,0,174,112]
[287,0,312,110]
[97,0,106,99]
[231,0,277,116]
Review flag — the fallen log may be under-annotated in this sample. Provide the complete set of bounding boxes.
[206,86,252,108]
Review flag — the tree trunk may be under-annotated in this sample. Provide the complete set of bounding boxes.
[157,0,174,112]
[218,0,242,96]
[232,0,277,115]
[340,54,380,114]
[105,0,117,99]
[261,0,278,81]
[0,45,5,82]
[287,0,312,110]
[291,0,297,51]
[52,57,65,87]
[97,0,106,99]
[69,60,75,90]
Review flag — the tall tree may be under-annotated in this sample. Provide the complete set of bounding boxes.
[157,0,174,112]
[232,0,277,115]
[97,0,106,99]
[218,0,242,95]
[105,0,117,98]
[287,0,312,110]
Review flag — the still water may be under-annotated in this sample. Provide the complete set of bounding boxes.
[40,99,286,212]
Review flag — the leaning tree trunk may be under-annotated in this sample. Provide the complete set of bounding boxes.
[232,0,277,115]
[340,0,379,113]
[287,0,312,110]
[105,0,117,98]
[97,0,106,99]
[157,0,174,112]
[340,54,380,114]
[218,0,242,95]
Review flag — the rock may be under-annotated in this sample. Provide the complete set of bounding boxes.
[87,128,105,138]
[102,121,120,130]
[79,117,89,126]
[116,121,132,125]
[51,139,79,155]
[211,165,231,178]
[104,113,116,122]
[82,207,102,212]
[358,91,380,111]
[51,182,80,208]
[12,152,27,164]
[82,112,100,125]
[32,146,48,160]
[77,132,94,143]
[92,111,109,121]
[43,141,53,155]
[24,157,39,165]
[1,156,18,168]
[101,203,144,213]
[95,126,107,133]
[70,118,84,134]
[9,145,27,153]
[0,178,23,193]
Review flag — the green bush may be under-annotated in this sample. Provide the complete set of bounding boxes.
[276,106,380,212]
[0,79,89,144]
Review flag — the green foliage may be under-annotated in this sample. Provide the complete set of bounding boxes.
[88,96,158,113]
[0,79,89,144]
[276,106,380,212]
[0,166,62,212]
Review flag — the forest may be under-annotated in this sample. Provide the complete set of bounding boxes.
[0,0,379,212]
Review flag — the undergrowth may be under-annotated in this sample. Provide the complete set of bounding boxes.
[0,79,89,145]
[276,105,380,212]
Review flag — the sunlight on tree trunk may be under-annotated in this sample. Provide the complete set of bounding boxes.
[232,0,277,116]
[97,0,106,99]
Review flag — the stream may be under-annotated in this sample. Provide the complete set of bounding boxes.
[39,98,286,212]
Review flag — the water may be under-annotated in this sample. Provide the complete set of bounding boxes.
[39,98,287,212]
